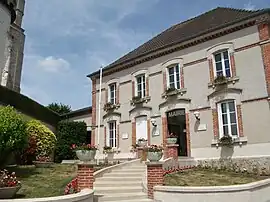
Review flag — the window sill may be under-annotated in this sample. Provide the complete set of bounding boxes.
[208,76,240,88]
[211,136,248,148]
[104,103,120,112]
[130,96,151,105]
[162,88,187,98]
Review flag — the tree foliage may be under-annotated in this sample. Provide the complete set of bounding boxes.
[54,121,87,163]
[47,103,72,115]
[0,106,28,165]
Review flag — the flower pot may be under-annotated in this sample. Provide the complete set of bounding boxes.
[147,151,163,162]
[107,152,114,162]
[0,185,21,199]
[138,140,147,147]
[76,150,96,161]
[33,161,53,168]
[167,137,177,144]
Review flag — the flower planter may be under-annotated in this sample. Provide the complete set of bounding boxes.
[147,151,163,162]
[76,150,96,161]
[0,185,21,199]
[138,140,147,147]
[167,138,177,144]
[33,161,54,168]
[107,152,114,162]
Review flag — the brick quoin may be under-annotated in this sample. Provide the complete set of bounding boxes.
[77,164,94,190]
[180,66,184,88]
[258,22,270,97]
[185,113,191,157]
[230,53,237,77]
[163,71,167,92]
[91,79,97,145]
[132,81,135,97]
[162,117,168,157]
[237,105,244,137]
[146,163,164,199]
[147,119,151,145]
[104,126,106,145]
[116,84,120,104]
[212,109,219,138]
[132,121,136,146]
[208,58,214,83]
[146,76,149,96]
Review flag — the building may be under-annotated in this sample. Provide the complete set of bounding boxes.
[0,0,25,92]
[87,7,270,159]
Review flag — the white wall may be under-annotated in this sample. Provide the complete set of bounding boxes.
[154,179,270,202]
[0,4,11,83]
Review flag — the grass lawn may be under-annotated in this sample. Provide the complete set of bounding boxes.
[164,168,269,186]
[7,163,113,198]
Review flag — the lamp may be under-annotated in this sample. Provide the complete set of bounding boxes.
[193,111,200,121]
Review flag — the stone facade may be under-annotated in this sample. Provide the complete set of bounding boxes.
[0,0,25,92]
[88,8,270,160]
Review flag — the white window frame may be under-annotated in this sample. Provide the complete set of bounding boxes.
[167,64,181,89]
[217,100,239,138]
[135,74,146,98]
[107,121,117,148]
[213,50,232,78]
[108,83,116,104]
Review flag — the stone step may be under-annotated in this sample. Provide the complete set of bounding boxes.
[109,199,153,202]
[97,192,148,202]
[95,176,142,182]
[94,186,142,194]
[94,180,142,187]
[112,169,145,173]
[103,172,143,177]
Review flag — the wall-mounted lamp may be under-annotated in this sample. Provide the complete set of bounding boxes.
[151,118,157,127]
[193,111,200,121]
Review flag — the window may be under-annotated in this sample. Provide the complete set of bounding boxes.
[108,83,116,104]
[167,64,180,89]
[108,121,117,147]
[218,100,238,137]
[214,50,231,77]
[136,75,146,98]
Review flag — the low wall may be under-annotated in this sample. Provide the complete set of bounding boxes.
[196,155,270,175]
[3,189,94,202]
[154,179,270,202]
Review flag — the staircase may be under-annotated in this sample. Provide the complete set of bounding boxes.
[94,161,152,202]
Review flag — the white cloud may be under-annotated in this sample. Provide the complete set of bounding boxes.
[37,56,70,73]
[244,2,256,10]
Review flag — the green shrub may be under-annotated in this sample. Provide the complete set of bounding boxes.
[55,121,87,163]
[26,120,57,158]
[0,106,28,165]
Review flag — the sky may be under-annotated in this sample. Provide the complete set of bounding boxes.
[21,0,269,110]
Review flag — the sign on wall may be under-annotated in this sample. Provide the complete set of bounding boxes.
[167,109,185,117]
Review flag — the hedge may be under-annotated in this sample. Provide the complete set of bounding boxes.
[54,121,87,163]
[0,85,60,127]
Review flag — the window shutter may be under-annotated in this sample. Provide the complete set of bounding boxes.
[132,81,135,97]
[163,71,167,92]
[116,84,120,104]
[105,88,108,103]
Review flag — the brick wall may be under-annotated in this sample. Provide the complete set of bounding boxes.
[208,58,214,83]
[163,71,167,92]
[237,105,244,137]
[212,109,219,138]
[132,121,136,145]
[258,22,270,97]
[77,164,94,190]
[166,144,178,160]
[146,163,164,199]
[185,113,191,157]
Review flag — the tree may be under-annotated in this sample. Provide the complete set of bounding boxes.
[47,103,72,115]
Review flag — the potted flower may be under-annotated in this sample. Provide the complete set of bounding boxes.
[103,146,115,162]
[146,145,163,162]
[130,144,138,153]
[219,134,233,147]
[33,153,53,168]
[0,170,21,199]
[165,87,178,96]
[167,133,177,144]
[137,138,147,147]
[71,144,97,162]
[213,75,227,85]
[104,102,117,111]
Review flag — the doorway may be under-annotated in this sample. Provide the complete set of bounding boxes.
[167,109,187,156]
[136,116,148,142]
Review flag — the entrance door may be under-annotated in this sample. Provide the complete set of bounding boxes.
[167,109,187,156]
[136,116,147,142]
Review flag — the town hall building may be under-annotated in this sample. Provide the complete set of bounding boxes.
[87,7,270,159]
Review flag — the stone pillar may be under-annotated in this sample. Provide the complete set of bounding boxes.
[166,144,179,160]
[146,162,164,199]
[77,163,95,190]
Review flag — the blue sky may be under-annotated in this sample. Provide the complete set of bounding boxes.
[21,0,269,110]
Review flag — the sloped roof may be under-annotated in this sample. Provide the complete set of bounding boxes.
[88,7,270,78]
